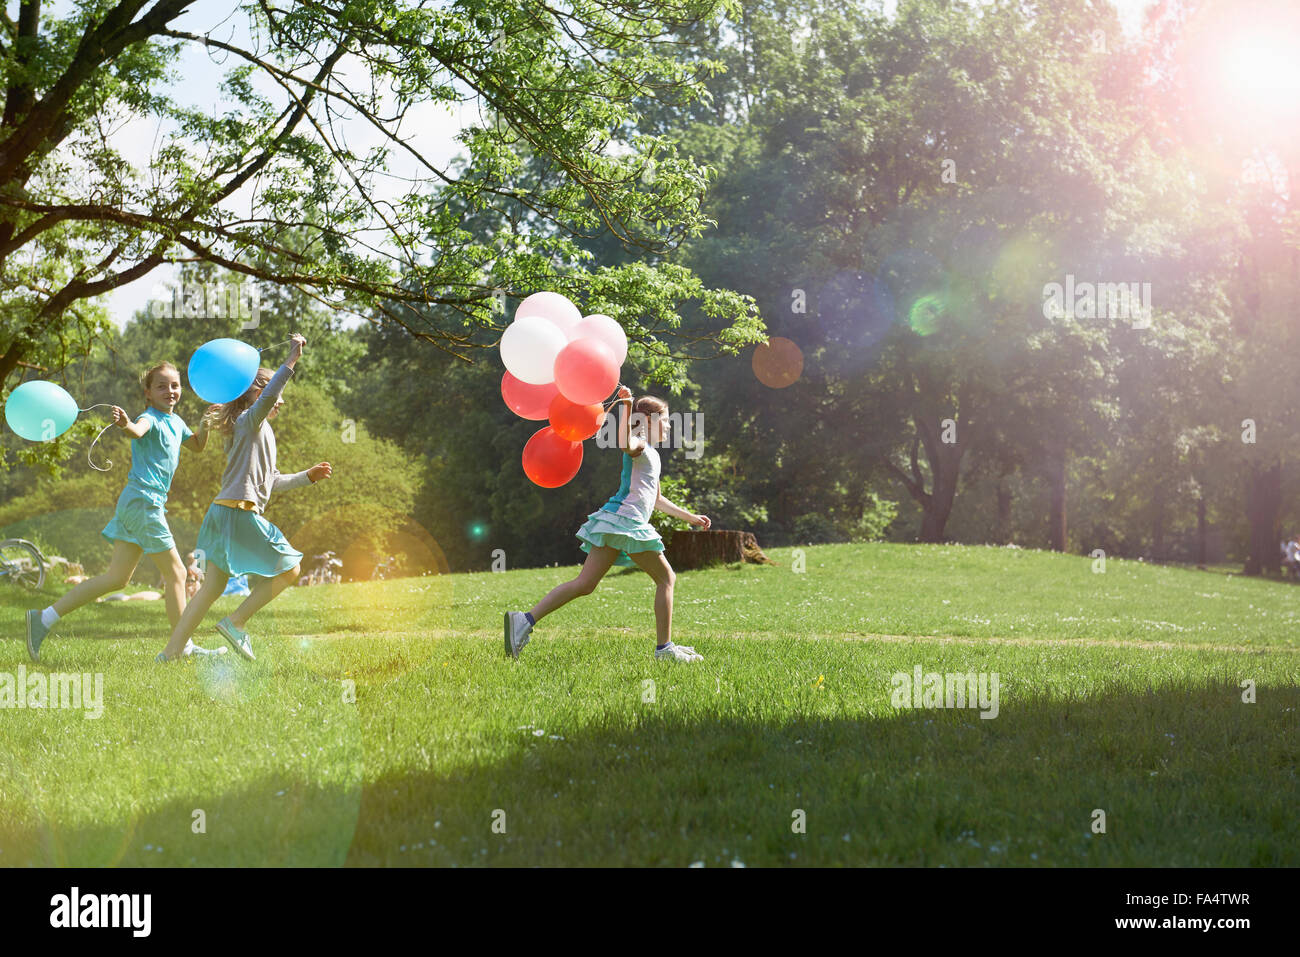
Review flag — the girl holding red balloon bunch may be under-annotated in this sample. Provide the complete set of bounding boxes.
[156,334,332,662]
[505,386,711,662]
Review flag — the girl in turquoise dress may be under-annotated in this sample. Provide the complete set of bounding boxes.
[25,362,216,661]
[504,386,711,662]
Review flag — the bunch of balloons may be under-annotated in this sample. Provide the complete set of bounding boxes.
[499,292,628,488]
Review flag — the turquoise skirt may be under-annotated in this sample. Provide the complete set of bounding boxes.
[576,509,664,567]
[102,485,175,555]
[195,503,303,579]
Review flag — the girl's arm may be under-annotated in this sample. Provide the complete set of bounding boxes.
[271,461,332,494]
[183,408,215,452]
[615,386,646,457]
[655,492,711,529]
[110,406,149,439]
[246,335,306,427]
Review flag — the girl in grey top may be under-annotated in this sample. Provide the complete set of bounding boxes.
[158,335,333,661]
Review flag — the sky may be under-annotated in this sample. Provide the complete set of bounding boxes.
[77,0,1157,329]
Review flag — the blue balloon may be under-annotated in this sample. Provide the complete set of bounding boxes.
[188,338,259,404]
[4,380,79,441]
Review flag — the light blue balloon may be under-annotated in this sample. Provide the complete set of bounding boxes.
[4,380,79,441]
[188,338,260,404]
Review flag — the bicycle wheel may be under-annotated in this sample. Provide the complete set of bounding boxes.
[0,539,47,590]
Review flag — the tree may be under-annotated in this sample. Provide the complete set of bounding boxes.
[0,0,760,443]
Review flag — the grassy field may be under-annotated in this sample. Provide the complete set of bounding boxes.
[1,542,1297,867]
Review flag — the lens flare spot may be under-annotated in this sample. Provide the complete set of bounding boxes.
[907,293,946,336]
[752,337,804,389]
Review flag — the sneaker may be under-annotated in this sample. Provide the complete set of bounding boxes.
[25,610,49,662]
[655,641,703,662]
[182,640,228,658]
[216,617,255,661]
[155,651,180,663]
[504,611,532,659]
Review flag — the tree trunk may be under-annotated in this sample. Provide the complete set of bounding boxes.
[1045,444,1068,552]
[920,457,960,543]
[1196,495,1208,569]
[1151,482,1166,561]
[664,530,775,571]
[995,476,1012,545]
[1244,462,1282,576]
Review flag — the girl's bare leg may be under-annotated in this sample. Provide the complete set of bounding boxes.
[228,564,300,630]
[529,547,618,622]
[162,567,229,658]
[147,548,188,629]
[630,552,676,647]
[51,541,142,616]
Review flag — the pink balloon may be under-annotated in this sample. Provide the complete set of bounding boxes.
[571,314,628,365]
[554,338,620,406]
[517,292,582,338]
[501,372,559,420]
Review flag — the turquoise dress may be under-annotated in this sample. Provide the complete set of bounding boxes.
[576,446,665,566]
[101,406,193,555]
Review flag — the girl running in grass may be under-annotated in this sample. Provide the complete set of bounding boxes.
[25,362,219,661]
[505,385,710,662]
[157,334,332,662]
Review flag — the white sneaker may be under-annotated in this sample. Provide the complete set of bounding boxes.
[655,642,702,662]
[504,612,532,659]
[183,640,228,657]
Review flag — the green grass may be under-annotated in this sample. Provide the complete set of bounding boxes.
[1,543,1296,867]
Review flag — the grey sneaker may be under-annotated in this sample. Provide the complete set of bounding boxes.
[504,611,532,659]
[25,610,50,662]
[216,617,255,661]
[655,641,702,663]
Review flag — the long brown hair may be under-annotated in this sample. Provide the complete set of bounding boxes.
[207,367,273,436]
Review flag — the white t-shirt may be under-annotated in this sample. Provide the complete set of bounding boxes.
[598,445,660,524]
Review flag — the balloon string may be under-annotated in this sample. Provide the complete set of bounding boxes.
[75,404,116,471]
[257,338,305,352]
[87,422,114,472]
[601,384,629,410]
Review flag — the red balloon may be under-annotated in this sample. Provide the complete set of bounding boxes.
[554,338,619,405]
[502,371,559,420]
[522,426,584,488]
[548,394,606,442]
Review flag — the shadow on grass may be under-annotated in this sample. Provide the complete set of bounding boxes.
[6,679,1291,867]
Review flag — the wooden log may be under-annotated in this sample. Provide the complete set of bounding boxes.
[664,529,777,571]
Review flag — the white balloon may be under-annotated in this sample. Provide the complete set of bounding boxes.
[571,313,628,365]
[501,315,569,384]
[517,291,582,338]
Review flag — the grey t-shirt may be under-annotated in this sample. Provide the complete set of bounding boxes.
[214,363,312,513]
